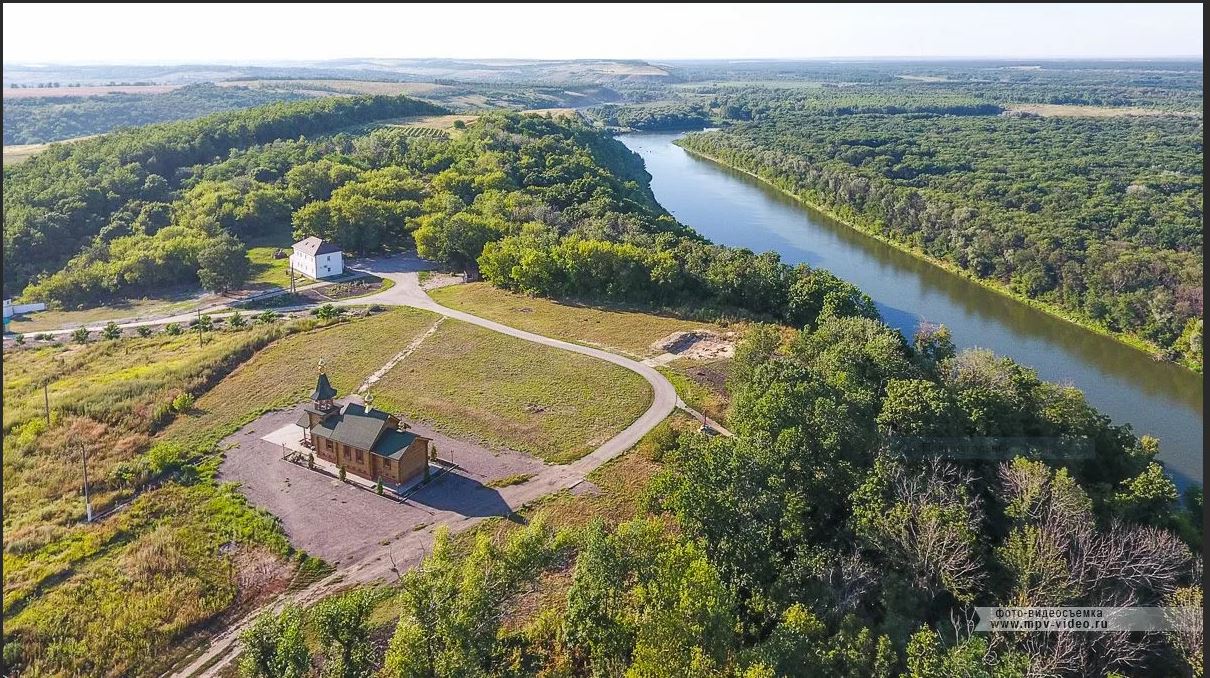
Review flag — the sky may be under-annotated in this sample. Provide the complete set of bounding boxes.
[2,3,1202,64]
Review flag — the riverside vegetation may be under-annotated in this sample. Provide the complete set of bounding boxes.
[2,79,1201,676]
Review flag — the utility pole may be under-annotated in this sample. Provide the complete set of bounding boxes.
[196,309,203,348]
[289,262,296,294]
[80,442,92,522]
[43,381,51,426]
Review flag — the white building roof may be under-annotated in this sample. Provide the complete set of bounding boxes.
[293,237,342,256]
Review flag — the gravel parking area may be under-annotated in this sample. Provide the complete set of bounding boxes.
[218,406,547,564]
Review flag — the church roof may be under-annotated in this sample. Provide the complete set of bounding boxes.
[310,373,338,401]
[293,236,341,256]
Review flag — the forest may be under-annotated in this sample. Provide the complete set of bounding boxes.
[2,83,311,144]
[2,94,442,299]
[2,80,1202,676]
[669,93,1202,369]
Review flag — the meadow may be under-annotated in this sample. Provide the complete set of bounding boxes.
[370,319,653,463]
[431,282,727,358]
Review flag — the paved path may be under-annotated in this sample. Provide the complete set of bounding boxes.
[167,254,683,677]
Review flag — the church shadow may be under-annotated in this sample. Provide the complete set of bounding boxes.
[408,471,513,518]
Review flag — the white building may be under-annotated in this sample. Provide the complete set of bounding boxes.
[290,237,344,280]
[3,298,46,321]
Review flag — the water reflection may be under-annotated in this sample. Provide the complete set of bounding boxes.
[620,132,1203,488]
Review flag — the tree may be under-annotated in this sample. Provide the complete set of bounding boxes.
[313,590,375,678]
[71,327,89,344]
[101,321,121,340]
[850,456,984,603]
[197,232,251,293]
[877,379,962,437]
[913,322,956,370]
[385,519,565,677]
[137,326,153,338]
[164,322,183,335]
[238,605,310,678]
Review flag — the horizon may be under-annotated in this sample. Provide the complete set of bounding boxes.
[6,54,1206,68]
[3,3,1202,64]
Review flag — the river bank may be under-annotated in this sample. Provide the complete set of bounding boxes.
[619,131,1202,489]
[673,140,1201,375]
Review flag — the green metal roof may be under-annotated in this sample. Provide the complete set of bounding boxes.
[310,373,338,401]
[310,403,388,451]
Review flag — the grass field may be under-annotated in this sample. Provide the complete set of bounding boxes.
[1004,103,1196,117]
[370,319,652,463]
[246,245,294,288]
[1,319,331,677]
[2,85,180,99]
[216,79,449,97]
[160,308,439,452]
[658,358,733,424]
[431,283,727,358]
[3,134,100,165]
[4,292,211,333]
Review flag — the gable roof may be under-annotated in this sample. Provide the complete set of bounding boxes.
[310,373,338,401]
[310,403,391,452]
[305,403,429,458]
[293,236,341,256]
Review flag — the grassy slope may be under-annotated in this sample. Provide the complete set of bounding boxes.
[2,308,439,678]
[430,282,726,358]
[160,307,439,451]
[370,318,652,463]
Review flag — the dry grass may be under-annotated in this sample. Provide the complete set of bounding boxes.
[216,80,448,97]
[657,358,733,423]
[5,293,208,333]
[1005,103,1197,118]
[370,319,652,463]
[3,134,99,165]
[431,283,728,358]
[160,308,440,452]
[2,85,179,99]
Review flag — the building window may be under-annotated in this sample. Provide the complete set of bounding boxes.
[356,449,364,463]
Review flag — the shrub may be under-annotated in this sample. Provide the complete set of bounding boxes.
[339,466,347,482]
[313,304,342,320]
[256,310,279,325]
[71,327,89,344]
[228,310,246,328]
[172,392,195,413]
[308,452,315,470]
[13,334,25,345]
[147,442,187,475]
[164,322,183,336]
[34,333,51,341]
[136,326,153,338]
[375,477,384,495]
[101,321,121,340]
[193,314,214,332]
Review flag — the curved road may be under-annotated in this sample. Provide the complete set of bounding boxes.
[166,255,682,677]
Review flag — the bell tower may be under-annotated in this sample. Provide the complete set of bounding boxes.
[310,359,337,411]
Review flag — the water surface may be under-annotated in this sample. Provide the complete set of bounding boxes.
[620,132,1203,488]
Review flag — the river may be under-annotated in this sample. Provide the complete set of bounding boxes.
[619,132,1203,489]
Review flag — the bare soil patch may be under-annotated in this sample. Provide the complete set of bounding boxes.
[651,330,736,360]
